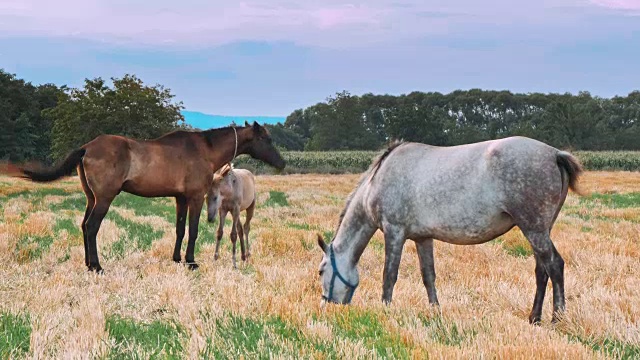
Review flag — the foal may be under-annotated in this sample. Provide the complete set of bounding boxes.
[207,164,256,268]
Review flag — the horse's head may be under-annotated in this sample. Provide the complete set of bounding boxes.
[316,234,359,305]
[243,121,286,170]
[206,164,232,223]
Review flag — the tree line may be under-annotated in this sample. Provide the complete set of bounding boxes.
[278,90,640,151]
[0,70,188,163]
[2,69,639,165]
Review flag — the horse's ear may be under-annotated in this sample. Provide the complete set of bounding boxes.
[220,163,232,177]
[252,121,260,133]
[245,120,250,127]
[317,234,327,253]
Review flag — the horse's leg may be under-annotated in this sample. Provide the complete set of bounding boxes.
[172,196,188,263]
[78,164,94,268]
[529,253,549,325]
[415,238,439,305]
[522,229,565,324]
[85,195,115,273]
[244,200,255,258]
[237,213,246,262]
[214,208,228,261]
[230,207,240,269]
[185,196,205,270]
[382,226,407,304]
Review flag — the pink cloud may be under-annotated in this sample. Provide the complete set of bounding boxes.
[591,0,640,11]
[0,0,629,48]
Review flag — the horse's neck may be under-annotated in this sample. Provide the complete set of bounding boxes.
[206,128,245,168]
[332,191,377,266]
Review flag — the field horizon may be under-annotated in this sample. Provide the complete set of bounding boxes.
[0,171,639,359]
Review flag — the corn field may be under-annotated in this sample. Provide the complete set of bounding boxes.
[234,150,640,174]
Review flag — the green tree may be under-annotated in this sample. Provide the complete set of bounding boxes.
[0,70,62,163]
[306,91,380,150]
[284,109,311,141]
[265,123,306,150]
[47,74,186,160]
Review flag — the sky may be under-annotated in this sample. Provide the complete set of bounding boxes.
[0,0,639,117]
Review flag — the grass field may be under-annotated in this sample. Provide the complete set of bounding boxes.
[0,172,639,359]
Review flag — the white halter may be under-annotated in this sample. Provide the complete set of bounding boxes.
[231,125,238,164]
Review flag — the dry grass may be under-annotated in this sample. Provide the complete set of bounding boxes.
[0,172,638,359]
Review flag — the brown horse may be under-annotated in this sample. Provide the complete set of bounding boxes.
[3,122,285,272]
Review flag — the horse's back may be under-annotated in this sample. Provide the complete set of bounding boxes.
[366,137,565,243]
[230,169,256,210]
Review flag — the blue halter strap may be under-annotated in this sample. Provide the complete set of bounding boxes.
[322,244,359,304]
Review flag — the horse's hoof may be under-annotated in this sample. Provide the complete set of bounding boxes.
[187,262,199,271]
[529,313,542,325]
[173,256,181,263]
[214,254,219,261]
[88,264,103,274]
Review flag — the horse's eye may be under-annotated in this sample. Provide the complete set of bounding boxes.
[319,270,324,276]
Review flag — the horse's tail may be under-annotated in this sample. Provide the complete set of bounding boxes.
[556,151,583,195]
[4,148,86,183]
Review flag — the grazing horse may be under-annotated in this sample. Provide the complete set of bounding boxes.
[206,163,256,269]
[316,136,582,324]
[4,121,284,272]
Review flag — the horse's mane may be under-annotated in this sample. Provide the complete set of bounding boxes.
[332,140,405,240]
[200,125,244,147]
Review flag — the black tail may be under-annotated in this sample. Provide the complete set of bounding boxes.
[556,151,583,195]
[18,148,86,182]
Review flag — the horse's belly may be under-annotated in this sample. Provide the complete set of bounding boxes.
[410,211,515,245]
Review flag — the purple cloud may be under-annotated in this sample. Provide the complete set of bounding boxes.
[0,0,621,48]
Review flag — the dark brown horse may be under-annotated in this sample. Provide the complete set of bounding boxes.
[3,122,285,272]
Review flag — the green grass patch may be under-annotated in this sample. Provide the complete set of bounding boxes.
[570,335,640,359]
[54,217,82,238]
[194,213,246,256]
[581,226,593,233]
[263,191,289,207]
[0,312,31,359]
[580,192,640,209]
[203,314,334,359]
[112,194,175,224]
[503,243,533,257]
[106,315,185,360]
[492,237,533,258]
[287,222,312,231]
[4,187,71,200]
[108,212,163,259]
[48,194,86,213]
[330,308,409,358]
[418,314,476,347]
[15,234,54,262]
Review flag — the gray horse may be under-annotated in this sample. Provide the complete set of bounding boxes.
[316,136,582,324]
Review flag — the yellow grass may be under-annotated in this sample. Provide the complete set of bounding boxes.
[0,172,639,359]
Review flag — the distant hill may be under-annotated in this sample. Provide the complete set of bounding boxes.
[182,111,285,130]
